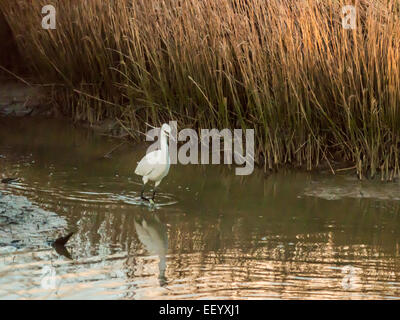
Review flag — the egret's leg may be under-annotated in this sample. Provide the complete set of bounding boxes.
[152,181,161,202]
[141,183,149,201]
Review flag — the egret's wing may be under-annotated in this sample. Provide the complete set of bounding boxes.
[134,150,161,176]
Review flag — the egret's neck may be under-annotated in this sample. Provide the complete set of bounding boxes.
[160,132,169,155]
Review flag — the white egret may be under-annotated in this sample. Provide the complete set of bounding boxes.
[135,123,171,203]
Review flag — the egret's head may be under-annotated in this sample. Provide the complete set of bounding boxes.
[161,123,171,137]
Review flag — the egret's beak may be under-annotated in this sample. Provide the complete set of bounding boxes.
[163,131,175,141]
[168,133,176,142]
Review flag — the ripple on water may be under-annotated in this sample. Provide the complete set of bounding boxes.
[5,181,178,208]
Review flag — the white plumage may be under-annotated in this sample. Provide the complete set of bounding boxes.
[135,123,171,202]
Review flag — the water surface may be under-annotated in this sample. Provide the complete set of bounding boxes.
[1,117,400,299]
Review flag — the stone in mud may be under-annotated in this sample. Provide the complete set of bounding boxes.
[90,119,128,137]
[1,177,18,184]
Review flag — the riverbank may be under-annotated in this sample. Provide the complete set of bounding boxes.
[1,0,400,179]
[0,79,48,117]
[0,189,68,250]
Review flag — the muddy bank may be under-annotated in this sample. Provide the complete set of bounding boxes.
[0,80,52,117]
[0,79,128,139]
[0,190,68,250]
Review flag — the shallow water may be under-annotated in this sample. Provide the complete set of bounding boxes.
[1,117,400,299]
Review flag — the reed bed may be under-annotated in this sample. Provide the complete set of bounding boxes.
[1,0,400,179]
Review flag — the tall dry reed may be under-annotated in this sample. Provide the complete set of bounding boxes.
[1,0,400,179]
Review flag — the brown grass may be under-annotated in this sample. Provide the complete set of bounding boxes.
[1,0,400,179]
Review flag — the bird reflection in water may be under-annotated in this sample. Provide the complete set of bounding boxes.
[134,213,168,287]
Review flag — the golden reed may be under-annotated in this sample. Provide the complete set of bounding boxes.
[1,0,400,179]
